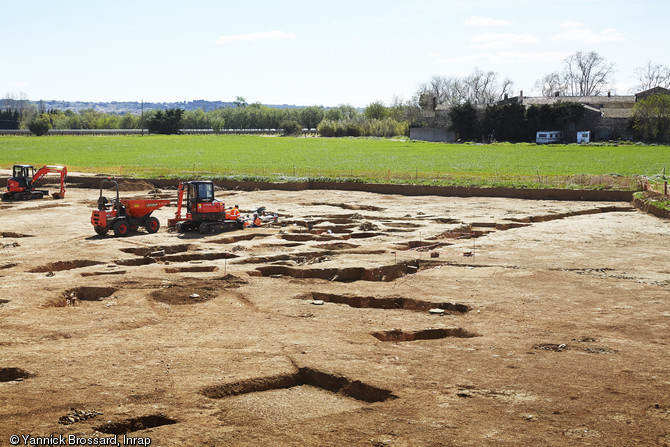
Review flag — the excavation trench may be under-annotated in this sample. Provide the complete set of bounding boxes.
[288,217,356,226]
[0,367,34,382]
[164,266,218,273]
[0,232,33,238]
[29,260,104,273]
[200,367,395,403]
[309,225,356,234]
[256,260,438,282]
[119,244,191,256]
[307,202,386,211]
[302,292,470,313]
[161,252,238,262]
[114,258,157,266]
[95,414,177,435]
[234,251,333,265]
[206,233,273,244]
[65,287,118,301]
[393,240,452,250]
[149,286,217,305]
[372,328,480,342]
[507,206,634,224]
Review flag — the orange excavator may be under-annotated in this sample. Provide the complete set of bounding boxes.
[2,164,67,201]
[167,180,243,233]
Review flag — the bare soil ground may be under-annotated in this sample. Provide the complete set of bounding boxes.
[0,185,669,446]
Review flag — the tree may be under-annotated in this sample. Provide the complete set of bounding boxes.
[563,51,614,96]
[364,101,388,120]
[28,114,52,136]
[481,103,526,142]
[325,104,359,121]
[298,106,324,129]
[534,72,566,97]
[448,102,479,141]
[147,108,184,134]
[233,96,247,108]
[0,110,20,129]
[280,119,301,136]
[633,93,670,141]
[415,69,514,108]
[211,118,225,133]
[465,69,515,104]
[632,60,670,92]
[535,51,614,97]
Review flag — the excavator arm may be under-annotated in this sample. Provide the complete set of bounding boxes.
[167,182,186,227]
[32,165,67,199]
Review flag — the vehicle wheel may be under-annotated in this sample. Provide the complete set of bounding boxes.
[113,220,130,237]
[199,222,210,234]
[146,217,160,233]
[94,226,109,236]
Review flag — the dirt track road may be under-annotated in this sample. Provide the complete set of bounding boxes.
[1,185,669,446]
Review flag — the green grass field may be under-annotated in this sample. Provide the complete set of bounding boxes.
[1,135,668,189]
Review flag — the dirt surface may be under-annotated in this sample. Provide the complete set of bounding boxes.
[0,186,669,446]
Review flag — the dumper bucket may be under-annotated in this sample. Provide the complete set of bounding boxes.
[121,199,171,218]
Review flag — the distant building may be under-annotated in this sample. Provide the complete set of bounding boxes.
[496,87,670,142]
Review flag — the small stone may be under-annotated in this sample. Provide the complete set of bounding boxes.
[189,293,200,299]
[430,251,439,258]
[149,250,166,258]
[312,300,325,305]
[46,271,55,277]
[429,308,444,315]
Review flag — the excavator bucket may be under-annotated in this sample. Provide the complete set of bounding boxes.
[52,192,64,199]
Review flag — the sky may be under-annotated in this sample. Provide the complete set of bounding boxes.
[2,0,668,107]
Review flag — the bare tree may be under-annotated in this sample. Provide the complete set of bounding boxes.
[415,69,514,108]
[562,51,615,96]
[632,60,670,92]
[535,51,614,97]
[534,72,567,97]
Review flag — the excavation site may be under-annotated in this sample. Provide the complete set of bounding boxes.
[0,184,668,446]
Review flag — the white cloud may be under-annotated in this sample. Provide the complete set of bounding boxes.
[553,27,625,43]
[470,32,538,49]
[216,31,296,44]
[464,16,512,27]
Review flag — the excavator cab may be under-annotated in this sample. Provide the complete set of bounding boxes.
[168,180,243,234]
[181,181,224,221]
[186,181,215,212]
[10,165,36,188]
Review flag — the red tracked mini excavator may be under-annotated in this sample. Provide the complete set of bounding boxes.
[2,164,67,201]
[167,180,243,234]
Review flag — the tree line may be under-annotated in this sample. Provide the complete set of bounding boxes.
[4,51,670,141]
